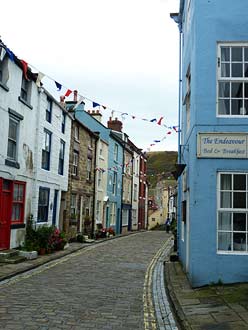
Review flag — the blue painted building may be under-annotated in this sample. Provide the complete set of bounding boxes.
[173,0,248,286]
[68,102,123,235]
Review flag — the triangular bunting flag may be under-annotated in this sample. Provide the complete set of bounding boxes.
[157,117,163,125]
[93,102,100,108]
[36,72,45,87]
[55,81,62,91]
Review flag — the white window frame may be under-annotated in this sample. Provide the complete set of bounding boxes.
[7,116,19,161]
[112,171,117,195]
[110,202,116,226]
[114,143,118,162]
[72,150,79,176]
[217,171,248,254]
[217,42,248,117]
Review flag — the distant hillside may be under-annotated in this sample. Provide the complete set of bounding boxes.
[147,151,178,188]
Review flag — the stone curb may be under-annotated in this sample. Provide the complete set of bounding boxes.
[164,262,191,330]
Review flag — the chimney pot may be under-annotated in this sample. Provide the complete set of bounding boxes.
[73,90,78,102]
[60,95,65,103]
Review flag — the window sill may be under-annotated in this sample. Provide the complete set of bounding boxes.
[0,81,9,92]
[5,159,20,169]
[11,223,25,229]
[72,175,80,180]
[18,96,33,110]
[41,167,50,171]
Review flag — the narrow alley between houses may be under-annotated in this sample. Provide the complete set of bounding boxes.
[0,231,173,330]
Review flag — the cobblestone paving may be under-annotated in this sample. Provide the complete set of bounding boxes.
[0,231,170,330]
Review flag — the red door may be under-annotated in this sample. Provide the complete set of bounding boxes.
[0,179,12,250]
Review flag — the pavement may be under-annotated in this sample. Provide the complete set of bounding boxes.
[165,261,248,330]
[1,233,248,330]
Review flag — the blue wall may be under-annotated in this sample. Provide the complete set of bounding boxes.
[178,0,248,286]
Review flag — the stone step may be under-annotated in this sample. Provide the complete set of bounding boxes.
[0,249,19,260]
[0,255,27,264]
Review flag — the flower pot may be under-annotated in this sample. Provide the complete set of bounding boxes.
[39,247,46,255]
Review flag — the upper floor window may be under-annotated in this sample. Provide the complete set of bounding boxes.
[7,116,19,161]
[133,184,138,201]
[87,158,92,181]
[72,150,79,176]
[74,125,79,141]
[218,44,248,116]
[218,172,248,253]
[0,53,9,89]
[42,130,52,170]
[98,170,102,188]
[61,112,66,133]
[19,76,32,109]
[46,98,52,123]
[114,143,118,162]
[5,109,23,168]
[58,140,65,175]
[112,171,117,195]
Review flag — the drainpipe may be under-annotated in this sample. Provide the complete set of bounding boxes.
[91,133,99,238]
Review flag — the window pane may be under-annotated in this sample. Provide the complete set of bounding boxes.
[9,120,17,140]
[231,99,243,115]
[231,47,242,61]
[218,212,232,230]
[7,140,16,159]
[218,232,232,251]
[233,233,246,251]
[221,63,230,77]
[233,213,246,231]
[245,63,248,77]
[233,192,246,208]
[220,192,232,208]
[11,204,21,221]
[234,175,246,190]
[219,82,230,97]
[221,47,230,61]
[244,100,248,115]
[245,47,248,61]
[231,82,243,98]
[232,63,243,77]
[219,99,230,114]
[221,174,232,190]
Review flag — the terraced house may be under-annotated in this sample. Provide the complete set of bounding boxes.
[0,41,72,249]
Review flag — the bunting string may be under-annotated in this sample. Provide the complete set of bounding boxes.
[0,40,179,137]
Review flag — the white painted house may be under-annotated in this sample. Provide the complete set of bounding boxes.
[0,42,72,249]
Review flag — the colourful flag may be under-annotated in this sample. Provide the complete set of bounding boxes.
[157,117,163,125]
[20,60,29,80]
[55,81,62,91]
[64,89,72,97]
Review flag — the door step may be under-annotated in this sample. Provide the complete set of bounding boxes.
[0,255,27,264]
[0,249,26,264]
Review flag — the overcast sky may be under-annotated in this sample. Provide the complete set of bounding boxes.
[1,0,180,152]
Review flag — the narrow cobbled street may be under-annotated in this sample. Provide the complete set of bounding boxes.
[0,231,171,330]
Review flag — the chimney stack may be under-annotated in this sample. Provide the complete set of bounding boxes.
[87,109,102,123]
[60,95,65,106]
[107,117,123,132]
[73,90,78,102]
